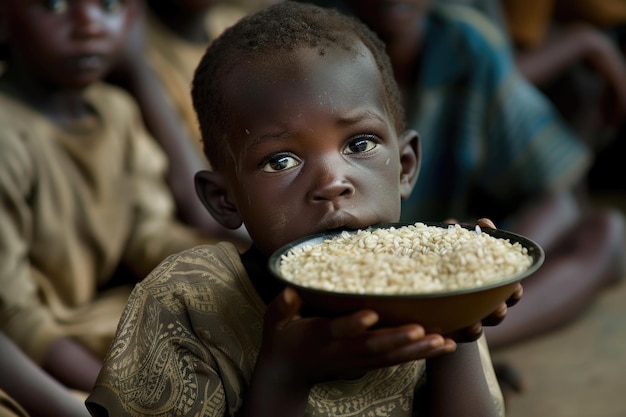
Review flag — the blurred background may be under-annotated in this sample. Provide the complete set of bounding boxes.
[494,191,626,417]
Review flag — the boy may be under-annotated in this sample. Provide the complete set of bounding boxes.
[0,0,215,395]
[87,2,516,416]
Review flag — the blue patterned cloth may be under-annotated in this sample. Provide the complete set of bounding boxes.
[400,5,592,226]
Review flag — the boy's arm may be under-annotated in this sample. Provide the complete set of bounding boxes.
[425,335,504,417]
[237,288,456,417]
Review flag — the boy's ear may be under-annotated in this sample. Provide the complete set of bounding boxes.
[398,129,421,200]
[195,170,243,230]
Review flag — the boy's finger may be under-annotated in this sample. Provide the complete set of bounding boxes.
[364,325,428,352]
[328,310,379,338]
[382,337,456,363]
[476,218,496,229]
[482,303,507,327]
[506,283,523,307]
[264,287,302,329]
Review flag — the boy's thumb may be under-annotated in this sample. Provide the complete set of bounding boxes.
[264,287,303,330]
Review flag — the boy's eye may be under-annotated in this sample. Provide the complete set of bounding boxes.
[43,0,124,14]
[261,154,300,173]
[344,135,379,154]
[102,0,125,12]
[46,0,68,13]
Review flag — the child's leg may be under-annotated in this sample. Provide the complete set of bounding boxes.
[485,208,625,349]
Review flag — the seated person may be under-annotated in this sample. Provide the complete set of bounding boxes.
[0,0,216,396]
[86,3,520,416]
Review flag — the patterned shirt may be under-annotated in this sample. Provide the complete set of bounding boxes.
[87,243,503,416]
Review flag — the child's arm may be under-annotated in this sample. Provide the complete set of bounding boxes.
[485,189,624,348]
[107,1,251,247]
[41,336,102,393]
[237,288,457,417]
[425,336,503,417]
[413,219,513,416]
[515,24,626,124]
[0,333,91,417]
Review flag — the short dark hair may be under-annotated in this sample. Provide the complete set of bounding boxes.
[191,1,405,169]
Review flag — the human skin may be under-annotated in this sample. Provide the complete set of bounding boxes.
[1,0,127,95]
[0,333,90,417]
[0,0,129,391]
[195,40,508,416]
[198,45,418,256]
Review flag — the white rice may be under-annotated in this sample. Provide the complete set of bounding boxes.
[278,222,533,294]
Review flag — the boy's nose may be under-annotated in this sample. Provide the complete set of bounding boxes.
[308,160,356,202]
[71,4,106,37]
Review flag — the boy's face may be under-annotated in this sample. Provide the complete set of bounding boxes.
[200,41,420,256]
[2,0,130,89]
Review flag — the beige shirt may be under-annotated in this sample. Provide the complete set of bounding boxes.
[87,243,504,417]
[0,84,213,362]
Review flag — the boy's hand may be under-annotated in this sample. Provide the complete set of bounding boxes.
[259,287,456,387]
[444,281,523,343]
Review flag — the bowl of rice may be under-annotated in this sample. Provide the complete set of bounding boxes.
[268,222,544,334]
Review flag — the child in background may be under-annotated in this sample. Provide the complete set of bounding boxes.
[501,0,626,191]
[0,0,215,396]
[108,0,251,247]
[87,3,521,416]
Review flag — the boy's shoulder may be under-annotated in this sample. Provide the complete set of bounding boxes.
[132,242,264,315]
[138,242,247,292]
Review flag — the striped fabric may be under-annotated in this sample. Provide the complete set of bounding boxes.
[400,5,591,226]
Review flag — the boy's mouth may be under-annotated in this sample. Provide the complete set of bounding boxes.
[69,54,106,72]
[316,213,364,234]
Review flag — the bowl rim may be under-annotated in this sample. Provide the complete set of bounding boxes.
[268,222,545,299]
